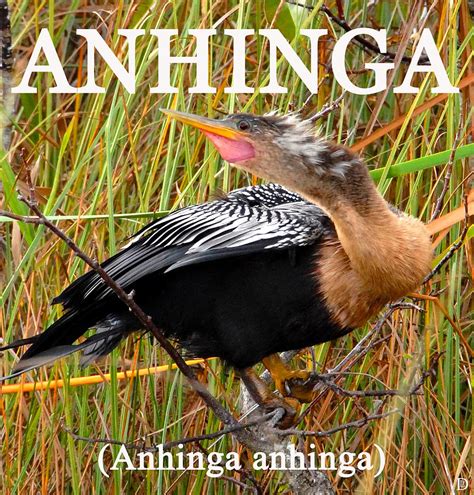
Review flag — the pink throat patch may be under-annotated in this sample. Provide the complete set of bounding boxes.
[204,131,255,163]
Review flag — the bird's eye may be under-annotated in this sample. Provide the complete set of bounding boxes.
[237,120,251,131]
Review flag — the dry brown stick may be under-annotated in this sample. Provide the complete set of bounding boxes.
[313,379,422,399]
[220,475,257,494]
[65,409,282,452]
[311,352,440,399]
[0,197,248,436]
[309,93,345,122]
[328,301,421,375]
[294,301,424,423]
[280,408,399,438]
[286,1,426,64]
[292,348,438,419]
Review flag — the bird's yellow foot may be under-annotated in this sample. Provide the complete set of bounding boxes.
[238,368,302,429]
[262,354,317,403]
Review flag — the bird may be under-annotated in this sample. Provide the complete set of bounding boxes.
[1,109,433,421]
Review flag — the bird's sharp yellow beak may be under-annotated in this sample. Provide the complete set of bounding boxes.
[160,109,244,140]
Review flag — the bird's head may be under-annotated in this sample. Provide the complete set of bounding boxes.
[161,109,372,211]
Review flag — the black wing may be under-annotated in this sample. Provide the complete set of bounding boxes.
[55,184,333,309]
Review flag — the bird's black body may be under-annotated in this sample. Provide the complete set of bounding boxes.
[129,245,347,368]
[5,184,351,377]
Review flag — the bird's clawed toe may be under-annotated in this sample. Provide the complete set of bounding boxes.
[238,367,302,428]
[282,371,318,403]
[260,396,301,429]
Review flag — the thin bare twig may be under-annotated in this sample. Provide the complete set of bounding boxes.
[292,301,426,423]
[286,2,426,64]
[0,197,248,438]
[310,352,440,399]
[220,475,257,494]
[328,301,421,374]
[280,409,399,437]
[309,93,345,122]
[65,409,282,452]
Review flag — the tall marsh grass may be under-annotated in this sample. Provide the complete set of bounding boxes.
[0,1,472,493]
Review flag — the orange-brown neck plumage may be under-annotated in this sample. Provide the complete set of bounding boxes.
[287,148,434,328]
[248,136,434,329]
[315,189,433,328]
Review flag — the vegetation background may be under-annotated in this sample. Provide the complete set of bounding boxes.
[0,0,472,493]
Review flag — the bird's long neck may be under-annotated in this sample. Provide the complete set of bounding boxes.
[246,133,433,328]
[297,157,433,329]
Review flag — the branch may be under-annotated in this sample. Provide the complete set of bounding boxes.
[1,196,242,433]
[328,301,422,375]
[65,409,282,452]
[1,193,335,494]
[292,301,426,423]
[308,93,345,122]
[309,352,440,399]
[280,408,399,437]
[286,2,426,64]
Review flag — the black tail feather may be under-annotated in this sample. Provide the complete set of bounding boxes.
[1,308,114,380]
[18,309,95,362]
[0,336,39,351]
[0,328,125,381]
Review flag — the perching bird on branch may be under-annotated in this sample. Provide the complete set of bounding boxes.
[1,110,433,422]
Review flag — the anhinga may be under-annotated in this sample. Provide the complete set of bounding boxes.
[1,110,433,422]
